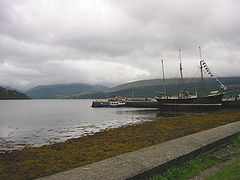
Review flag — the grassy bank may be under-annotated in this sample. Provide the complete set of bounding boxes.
[0,108,240,180]
[145,153,228,180]
[207,153,240,180]
[207,135,240,180]
[144,134,240,180]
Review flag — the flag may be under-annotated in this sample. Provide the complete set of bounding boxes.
[203,60,227,91]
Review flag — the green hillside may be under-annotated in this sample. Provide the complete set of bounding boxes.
[26,83,108,99]
[23,77,240,99]
[103,78,201,94]
[69,77,240,99]
[0,87,30,99]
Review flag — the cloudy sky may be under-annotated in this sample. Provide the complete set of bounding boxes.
[0,0,240,90]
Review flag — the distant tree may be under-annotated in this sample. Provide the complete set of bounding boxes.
[0,87,30,99]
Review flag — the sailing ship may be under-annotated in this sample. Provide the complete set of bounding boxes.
[156,48,225,105]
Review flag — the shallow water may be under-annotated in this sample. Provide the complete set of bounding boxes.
[0,99,160,151]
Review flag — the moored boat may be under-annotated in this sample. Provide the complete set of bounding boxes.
[101,101,126,107]
[156,48,226,106]
[156,92,223,105]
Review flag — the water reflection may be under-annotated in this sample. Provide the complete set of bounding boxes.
[0,100,162,151]
[1,100,205,152]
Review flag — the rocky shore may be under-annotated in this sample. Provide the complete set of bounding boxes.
[0,108,240,180]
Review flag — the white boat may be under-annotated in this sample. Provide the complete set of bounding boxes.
[101,101,125,107]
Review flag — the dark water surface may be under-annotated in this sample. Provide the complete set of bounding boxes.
[0,99,160,151]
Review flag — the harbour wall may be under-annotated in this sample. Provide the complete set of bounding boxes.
[91,100,240,110]
[91,101,159,108]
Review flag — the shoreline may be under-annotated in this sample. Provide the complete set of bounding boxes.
[0,108,240,179]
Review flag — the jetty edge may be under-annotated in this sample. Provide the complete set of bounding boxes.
[37,121,240,180]
[91,99,240,109]
[91,100,158,108]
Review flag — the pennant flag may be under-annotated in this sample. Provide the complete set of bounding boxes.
[202,60,227,90]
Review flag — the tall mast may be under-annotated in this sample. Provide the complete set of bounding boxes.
[199,47,205,97]
[161,59,167,97]
[131,88,134,98]
[179,49,185,97]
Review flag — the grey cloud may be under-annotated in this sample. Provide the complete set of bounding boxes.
[0,0,240,90]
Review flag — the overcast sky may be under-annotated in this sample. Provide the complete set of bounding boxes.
[0,0,240,90]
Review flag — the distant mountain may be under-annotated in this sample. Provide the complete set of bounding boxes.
[26,83,108,99]
[0,87,30,99]
[68,77,240,99]
[24,77,240,99]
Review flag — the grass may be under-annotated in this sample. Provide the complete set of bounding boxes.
[206,138,240,180]
[145,153,228,180]
[232,134,240,148]
[145,134,240,180]
[0,108,240,180]
[207,156,240,180]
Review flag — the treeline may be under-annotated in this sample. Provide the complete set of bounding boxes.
[0,87,30,100]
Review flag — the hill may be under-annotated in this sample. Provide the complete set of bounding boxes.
[24,77,240,99]
[1,86,24,93]
[68,77,240,99]
[26,83,108,99]
[103,78,201,94]
[0,87,30,99]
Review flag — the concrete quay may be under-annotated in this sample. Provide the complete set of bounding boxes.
[91,100,159,108]
[37,121,240,180]
[92,99,240,109]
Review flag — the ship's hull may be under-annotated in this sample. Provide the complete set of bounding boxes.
[156,93,223,105]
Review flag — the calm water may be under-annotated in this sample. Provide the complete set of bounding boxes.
[0,99,160,151]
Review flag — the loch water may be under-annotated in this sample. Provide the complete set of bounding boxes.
[0,99,160,151]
